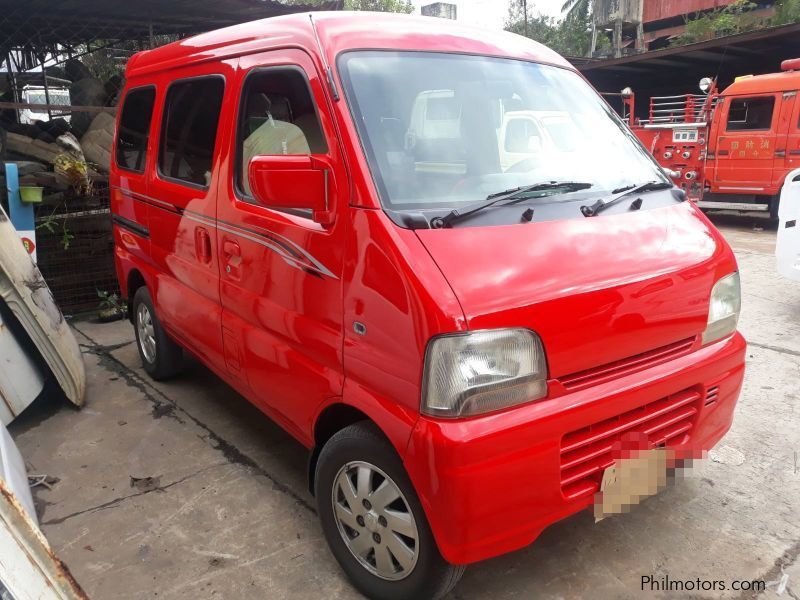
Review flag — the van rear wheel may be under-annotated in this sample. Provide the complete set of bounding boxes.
[132,287,183,380]
[315,422,464,600]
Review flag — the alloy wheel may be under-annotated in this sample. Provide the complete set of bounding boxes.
[331,461,419,581]
[136,303,157,364]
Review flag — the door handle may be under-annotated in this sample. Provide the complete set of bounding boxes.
[223,239,241,257]
[222,239,242,278]
[194,227,212,264]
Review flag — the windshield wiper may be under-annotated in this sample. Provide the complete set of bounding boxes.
[580,181,674,217]
[431,181,594,228]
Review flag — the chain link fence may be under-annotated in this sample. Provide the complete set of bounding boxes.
[0,0,339,313]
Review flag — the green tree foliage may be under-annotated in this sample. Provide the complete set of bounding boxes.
[280,0,413,11]
[671,0,759,45]
[504,0,606,57]
[670,0,800,47]
[344,0,413,10]
[561,0,589,24]
[774,0,800,24]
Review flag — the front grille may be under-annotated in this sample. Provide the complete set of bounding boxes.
[559,388,701,501]
[558,337,696,392]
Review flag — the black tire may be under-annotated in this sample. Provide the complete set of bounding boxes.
[315,422,464,600]
[132,287,183,380]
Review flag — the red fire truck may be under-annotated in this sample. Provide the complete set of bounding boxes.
[618,58,800,218]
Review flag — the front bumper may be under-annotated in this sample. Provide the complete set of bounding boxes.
[404,332,746,565]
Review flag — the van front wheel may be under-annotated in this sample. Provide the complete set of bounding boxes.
[315,422,464,600]
[132,287,183,380]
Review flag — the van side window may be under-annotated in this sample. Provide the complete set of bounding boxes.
[158,77,225,188]
[726,96,775,132]
[116,87,155,173]
[236,67,328,199]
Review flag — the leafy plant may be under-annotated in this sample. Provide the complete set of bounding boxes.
[97,290,127,322]
[774,0,800,24]
[35,213,74,250]
[54,153,92,196]
[671,0,764,46]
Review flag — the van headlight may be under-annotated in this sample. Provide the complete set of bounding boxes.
[421,329,547,418]
[702,272,741,345]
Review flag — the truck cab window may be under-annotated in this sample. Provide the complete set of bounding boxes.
[726,96,775,131]
[158,77,224,188]
[116,87,155,173]
[236,67,328,199]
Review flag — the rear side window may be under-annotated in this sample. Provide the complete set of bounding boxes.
[236,67,328,198]
[116,87,155,173]
[159,77,224,188]
[726,96,775,131]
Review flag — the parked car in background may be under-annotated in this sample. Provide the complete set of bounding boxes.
[18,85,71,124]
[111,12,746,599]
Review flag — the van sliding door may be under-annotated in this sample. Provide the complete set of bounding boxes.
[146,66,234,372]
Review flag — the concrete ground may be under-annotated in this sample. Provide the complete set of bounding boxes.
[8,213,800,600]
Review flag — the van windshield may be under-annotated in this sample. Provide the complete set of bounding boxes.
[338,51,668,211]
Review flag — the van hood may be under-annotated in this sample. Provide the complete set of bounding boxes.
[415,202,732,380]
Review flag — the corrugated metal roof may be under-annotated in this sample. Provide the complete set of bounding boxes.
[0,0,342,46]
[572,22,800,118]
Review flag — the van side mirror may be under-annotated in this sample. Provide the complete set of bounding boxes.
[248,155,335,225]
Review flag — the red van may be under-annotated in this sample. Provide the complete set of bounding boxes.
[111,12,746,599]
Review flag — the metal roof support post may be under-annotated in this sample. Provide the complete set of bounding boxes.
[6,52,20,125]
[38,52,52,121]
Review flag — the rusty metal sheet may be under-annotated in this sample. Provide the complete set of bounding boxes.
[643,0,737,24]
[0,480,89,600]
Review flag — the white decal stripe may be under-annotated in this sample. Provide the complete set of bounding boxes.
[112,185,337,279]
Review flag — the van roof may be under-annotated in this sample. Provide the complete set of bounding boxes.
[125,11,570,79]
[722,68,800,96]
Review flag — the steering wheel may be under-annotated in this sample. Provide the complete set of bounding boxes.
[505,158,537,174]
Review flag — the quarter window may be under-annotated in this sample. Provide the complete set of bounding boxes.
[115,87,155,173]
[726,96,775,131]
[158,77,224,187]
[236,67,327,199]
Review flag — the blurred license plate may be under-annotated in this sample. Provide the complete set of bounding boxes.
[594,448,671,522]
